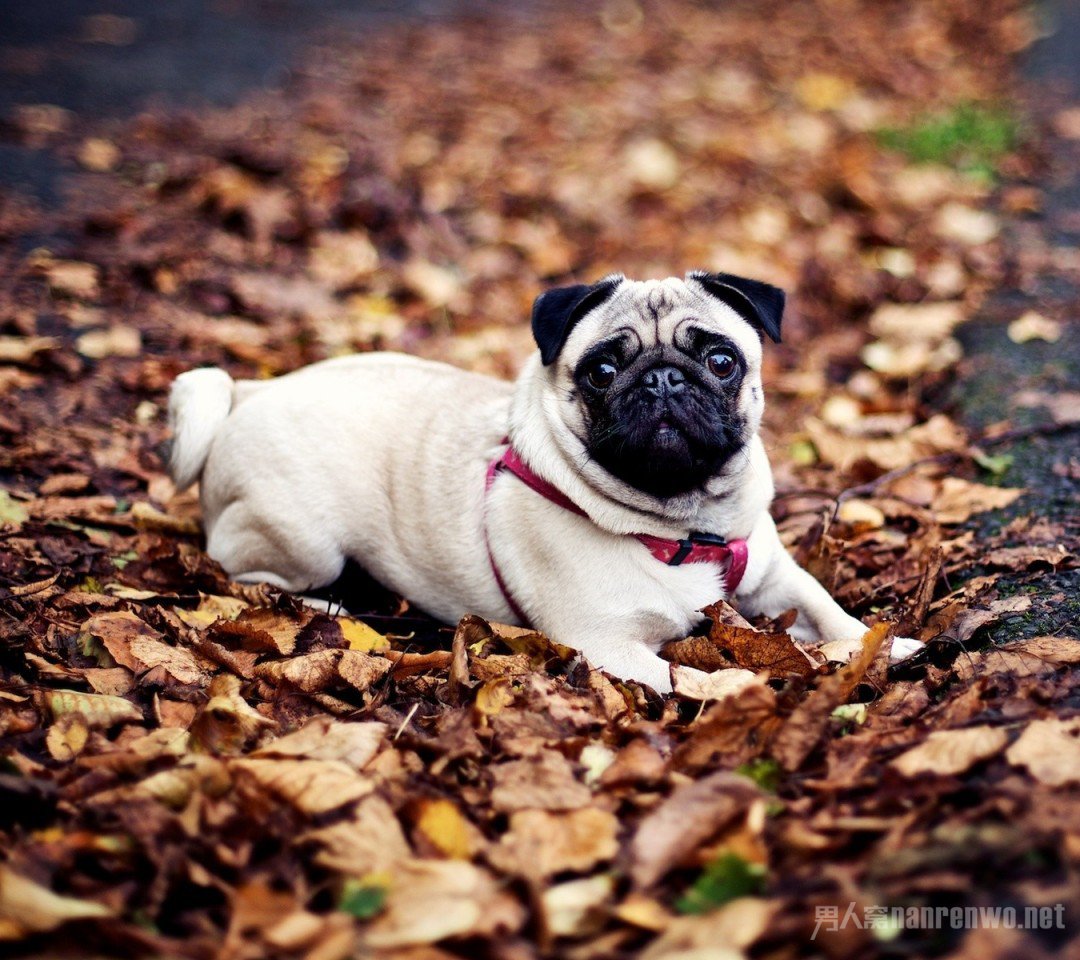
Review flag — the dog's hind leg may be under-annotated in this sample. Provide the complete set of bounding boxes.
[206,500,345,594]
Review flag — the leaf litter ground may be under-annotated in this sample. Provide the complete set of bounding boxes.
[0,1,1078,957]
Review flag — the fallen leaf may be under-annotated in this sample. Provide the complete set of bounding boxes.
[362,860,524,948]
[0,865,113,939]
[540,874,614,939]
[624,138,680,189]
[231,758,374,814]
[44,260,99,298]
[254,717,386,766]
[75,326,142,359]
[836,498,887,531]
[931,477,1023,524]
[890,725,1008,777]
[935,203,1000,245]
[867,301,965,343]
[45,714,89,761]
[671,665,761,701]
[190,674,274,753]
[413,798,486,860]
[639,896,775,959]
[307,795,411,875]
[0,336,58,365]
[1005,718,1080,786]
[44,688,142,728]
[490,752,591,812]
[668,605,820,678]
[339,617,390,653]
[489,807,620,879]
[77,137,120,172]
[630,771,760,888]
[672,681,781,772]
[255,648,392,694]
[1007,310,1062,344]
[771,623,889,771]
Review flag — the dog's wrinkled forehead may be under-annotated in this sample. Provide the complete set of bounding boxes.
[531,271,785,370]
[560,278,756,367]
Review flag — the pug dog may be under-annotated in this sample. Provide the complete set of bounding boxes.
[168,271,922,693]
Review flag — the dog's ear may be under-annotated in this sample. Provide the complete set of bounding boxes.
[689,270,785,344]
[531,275,624,365]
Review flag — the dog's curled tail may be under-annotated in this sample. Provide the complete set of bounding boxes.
[167,367,235,490]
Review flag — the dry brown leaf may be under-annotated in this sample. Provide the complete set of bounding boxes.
[212,607,305,655]
[362,860,524,949]
[190,673,274,753]
[173,594,249,629]
[45,713,89,761]
[890,725,1008,777]
[488,807,620,879]
[670,665,761,701]
[75,326,142,359]
[255,648,392,694]
[307,795,411,875]
[630,771,760,888]
[672,681,781,772]
[931,478,1024,524]
[44,260,99,299]
[669,605,821,678]
[771,622,889,771]
[255,717,385,766]
[1005,718,1080,787]
[490,752,591,812]
[129,636,208,686]
[806,414,966,471]
[231,757,374,814]
[639,897,775,960]
[81,610,162,672]
[0,865,113,939]
[540,875,615,939]
[599,738,666,787]
[867,301,965,343]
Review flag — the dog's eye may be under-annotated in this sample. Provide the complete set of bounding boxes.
[706,349,737,379]
[585,359,618,389]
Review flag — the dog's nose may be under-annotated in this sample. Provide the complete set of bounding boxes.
[642,366,687,398]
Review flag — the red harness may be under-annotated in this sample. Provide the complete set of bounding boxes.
[483,446,749,624]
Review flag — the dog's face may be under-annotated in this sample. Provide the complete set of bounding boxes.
[531,272,784,500]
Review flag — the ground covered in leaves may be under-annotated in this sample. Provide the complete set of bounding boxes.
[1,0,1078,957]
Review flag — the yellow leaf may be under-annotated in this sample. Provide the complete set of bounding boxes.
[473,678,514,721]
[793,72,853,111]
[414,798,479,860]
[174,594,249,629]
[46,714,89,761]
[45,688,142,728]
[340,618,390,652]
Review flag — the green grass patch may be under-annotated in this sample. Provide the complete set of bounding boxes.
[734,758,782,793]
[675,852,766,914]
[339,879,387,919]
[877,103,1018,178]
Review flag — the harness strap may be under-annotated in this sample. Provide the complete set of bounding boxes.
[483,447,750,625]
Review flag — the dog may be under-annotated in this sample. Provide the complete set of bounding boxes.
[168,271,922,693]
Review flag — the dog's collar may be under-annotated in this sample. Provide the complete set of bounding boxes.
[483,446,749,624]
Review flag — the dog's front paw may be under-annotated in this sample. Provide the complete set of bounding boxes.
[817,634,925,665]
[889,635,925,662]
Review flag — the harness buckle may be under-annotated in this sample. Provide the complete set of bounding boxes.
[667,532,729,566]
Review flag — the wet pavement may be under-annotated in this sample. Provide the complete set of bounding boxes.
[952,0,1080,641]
